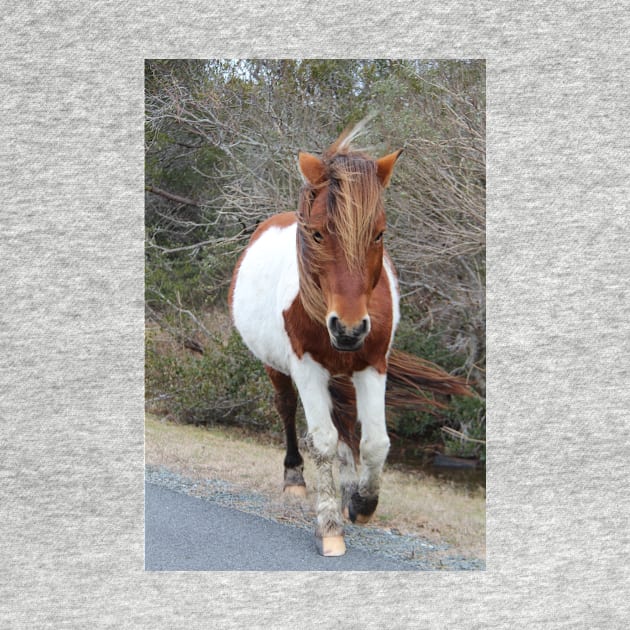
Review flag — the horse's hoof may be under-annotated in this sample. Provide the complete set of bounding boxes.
[316,535,346,557]
[343,505,372,522]
[341,505,372,525]
[348,492,378,524]
[283,484,307,497]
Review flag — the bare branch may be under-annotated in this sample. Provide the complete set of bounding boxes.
[146,185,202,207]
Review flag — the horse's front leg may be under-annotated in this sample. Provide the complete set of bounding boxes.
[290,354,345,556]
[349,367,390,524]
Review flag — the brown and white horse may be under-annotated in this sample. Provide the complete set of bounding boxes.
[230,123,469,556]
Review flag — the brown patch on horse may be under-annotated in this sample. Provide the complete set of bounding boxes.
[282,265,393,376]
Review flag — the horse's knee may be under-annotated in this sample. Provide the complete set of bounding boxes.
[308,425,339,461]
[360,434,390,467]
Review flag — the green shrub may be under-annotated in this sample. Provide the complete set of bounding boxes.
[441,396,486,461]
[388,315,486,459]
[388,395,485,461]
[393,310,460,373]
[145,327,277,431]
[145,243,240,311]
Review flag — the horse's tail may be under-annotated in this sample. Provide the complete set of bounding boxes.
[328,349,473,461]
[385,349,473,410]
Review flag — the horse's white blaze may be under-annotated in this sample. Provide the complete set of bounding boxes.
[232,223,299,374]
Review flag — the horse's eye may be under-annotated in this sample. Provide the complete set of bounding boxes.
[312,231,324,243]
[375,231,385,243]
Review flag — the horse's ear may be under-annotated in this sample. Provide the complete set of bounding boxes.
[376,149,403,188]
[298,152,326,185]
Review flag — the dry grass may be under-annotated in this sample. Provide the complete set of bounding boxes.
[145,413,485,559]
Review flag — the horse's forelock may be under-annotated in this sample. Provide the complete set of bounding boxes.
[326,154,383,270]
[297,151,382,268]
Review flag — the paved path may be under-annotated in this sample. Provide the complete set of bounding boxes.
[145,482,422,571]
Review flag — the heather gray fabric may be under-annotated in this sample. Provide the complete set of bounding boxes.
[2,2,629,627]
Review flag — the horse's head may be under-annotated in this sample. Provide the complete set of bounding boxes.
[296,135,402,352]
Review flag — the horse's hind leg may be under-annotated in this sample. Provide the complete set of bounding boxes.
[265,366,306,496]
[328,376,360,521]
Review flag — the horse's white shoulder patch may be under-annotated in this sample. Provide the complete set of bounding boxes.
[232,222,299,373]
[383,254,400,350]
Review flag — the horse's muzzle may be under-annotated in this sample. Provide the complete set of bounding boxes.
[327,314,370,352]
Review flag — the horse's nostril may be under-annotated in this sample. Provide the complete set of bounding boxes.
[328,315,341,334]
[359,317,370,335]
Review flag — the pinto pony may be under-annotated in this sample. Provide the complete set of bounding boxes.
[230,123,470,556]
